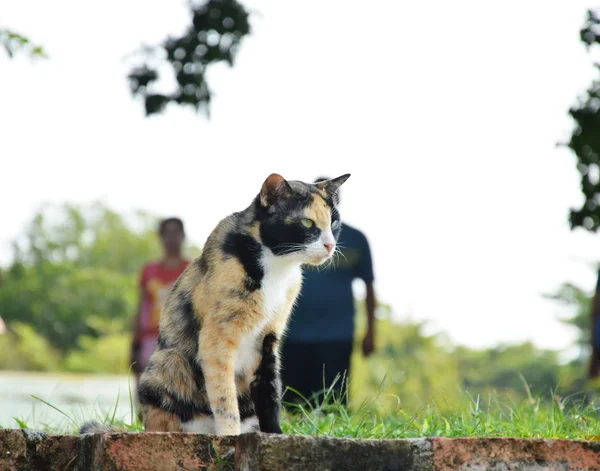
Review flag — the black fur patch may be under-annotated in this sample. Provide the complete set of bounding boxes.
[262,333,278,349]
[188,358,206,393]
[169,290,200,348]
[157,333,168,350]
[164,290,203,392]
[259,219,320,256]
[222,232,264,291]
[179,289,194,314]
[197,255,209,274]
[251,333,283,433]
[138,382,211,422]
[229,288,250,301]
[239,393,256,420]
[254,185,329,256]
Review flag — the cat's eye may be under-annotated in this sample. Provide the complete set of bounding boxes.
[332,220,340,229]
[301,218,314,228]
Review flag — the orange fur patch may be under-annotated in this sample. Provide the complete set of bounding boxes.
[306,193,332,231]
[143,406,183,432]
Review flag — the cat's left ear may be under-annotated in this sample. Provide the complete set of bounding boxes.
[260,173,293,207]
[315,174,351,198]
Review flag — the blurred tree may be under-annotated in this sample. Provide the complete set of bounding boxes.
[0,27,47,60]
[0,202,200,354]
[350,308,575,413]
[565,10,600,231]
[454,342,562,397]
[543,279,600,397]
[544,281,594,354]
[127,0,251,117]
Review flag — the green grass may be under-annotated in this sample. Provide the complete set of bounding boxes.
[277,377,600,440]
[280,396,600,440]
[2,379,600,440]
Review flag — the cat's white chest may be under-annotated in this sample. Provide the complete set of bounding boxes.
[260,256,301,317]
[234,253,300,377]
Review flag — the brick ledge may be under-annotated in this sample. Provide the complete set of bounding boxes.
[1,429,599,470]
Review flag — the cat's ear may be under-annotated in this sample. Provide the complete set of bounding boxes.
[315,174,351,198]
[260,173,293,207]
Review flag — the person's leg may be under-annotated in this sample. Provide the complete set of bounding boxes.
[280,341,312,407]
[314,340,354,406]
[134,336,158,422]
[590,349,600,379]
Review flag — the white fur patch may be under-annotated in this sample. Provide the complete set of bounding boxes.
[234,250,301,377]
[304,228,335,259]
[235,334,261,376]
[181,415,259,434]
[240,416,260,433]
[182,416,216,434]
[260,250,302,316]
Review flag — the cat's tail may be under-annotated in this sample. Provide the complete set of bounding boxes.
[79,420,126,434]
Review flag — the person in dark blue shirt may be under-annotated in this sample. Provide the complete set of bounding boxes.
[281,177,377,406]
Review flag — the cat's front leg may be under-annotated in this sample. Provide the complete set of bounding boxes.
[251,333,283,434]
[199,324,241,435]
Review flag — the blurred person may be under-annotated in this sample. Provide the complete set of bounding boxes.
[281,176,377,406]
[130,217,190,388]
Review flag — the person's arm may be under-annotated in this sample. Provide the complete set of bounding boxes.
[356,231,376,357]
[363,282,376,357]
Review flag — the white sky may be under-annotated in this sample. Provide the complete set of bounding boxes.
[2,0,600,354]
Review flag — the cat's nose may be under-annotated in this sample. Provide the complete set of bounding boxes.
[324,243,335,254]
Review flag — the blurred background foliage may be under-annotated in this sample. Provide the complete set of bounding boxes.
[0,202,595,414]
[126,0,251,116]
[0,202,200,370]
[566,9,600,231]
[2,4,600,416]
[0,27,47,60]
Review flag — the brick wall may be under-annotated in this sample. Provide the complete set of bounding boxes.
[1,429,599,470]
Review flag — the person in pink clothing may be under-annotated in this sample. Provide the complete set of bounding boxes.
[130,217,189,388]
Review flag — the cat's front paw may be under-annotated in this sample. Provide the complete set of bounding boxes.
[215,419,241,436]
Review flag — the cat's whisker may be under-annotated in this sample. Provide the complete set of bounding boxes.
[271,243,305,254]
[325,257,337,270]
[334,248,348,263]
[328,257,338,270]
[331,252,348,263]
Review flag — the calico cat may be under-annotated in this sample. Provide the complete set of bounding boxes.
[80,172,350,436]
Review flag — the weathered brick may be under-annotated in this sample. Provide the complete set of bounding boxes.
[431,437,600,471]
[0,429,28,471]
[84,432,237,471]
[31,435,78,471]
[235,433,433,471]
[2,427,599,471]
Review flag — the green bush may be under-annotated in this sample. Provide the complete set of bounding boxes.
[0,323,60,371]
